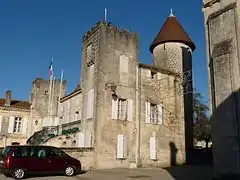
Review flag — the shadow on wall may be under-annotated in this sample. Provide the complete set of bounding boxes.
[209,91,240,179]
[165,90,240,179]
[164,141,213,180]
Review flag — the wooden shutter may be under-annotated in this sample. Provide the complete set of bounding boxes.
[54,117,60,126]
[22,117,28,134]
[0,115,3,133]
[85,132,93,147]
[87,89,94,119]
[77,132,85,147]
[127,99,133,121]
[145,102,150,123]
[149,136,157,160]
[112,99,118,119]
[123,135,127,158]
[116,134,124,159]
[157,104,163,125]
[146,70,151,78]
[8,116,14,133]
[119,55,129,73]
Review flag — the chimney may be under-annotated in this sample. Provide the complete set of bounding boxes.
[5,90,12,107]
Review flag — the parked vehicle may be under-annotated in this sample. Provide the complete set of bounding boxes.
[0,145,81,179]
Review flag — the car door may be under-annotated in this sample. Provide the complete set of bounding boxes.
[29,147,51,173]
[47,147,66,173]
[10,147,32,171]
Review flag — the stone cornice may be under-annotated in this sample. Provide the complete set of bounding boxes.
[0,107,30,113]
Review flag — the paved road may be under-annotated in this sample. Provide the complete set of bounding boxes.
[0,166,213,180]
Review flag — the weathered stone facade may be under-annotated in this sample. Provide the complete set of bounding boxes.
[27,13,194,170]
[70,13,194,169]
[202,0,240,175]
[29,77,66,134]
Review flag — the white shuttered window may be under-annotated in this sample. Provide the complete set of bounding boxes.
[22,117,28,134]
[112,98,133,121]
[149,136,157,160]
[77,132,85,147]
[116,134,127,159]
[87,89,94,119]
[145,101,164,125]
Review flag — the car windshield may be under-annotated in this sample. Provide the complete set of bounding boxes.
[1,146,11,158]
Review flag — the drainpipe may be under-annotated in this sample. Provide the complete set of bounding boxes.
[135,66,141,167]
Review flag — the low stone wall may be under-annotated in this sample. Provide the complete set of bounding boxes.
[61,147,95,171]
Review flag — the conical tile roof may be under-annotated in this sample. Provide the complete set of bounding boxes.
[149,14,195,53]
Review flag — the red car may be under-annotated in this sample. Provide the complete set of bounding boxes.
[0,145,82,179]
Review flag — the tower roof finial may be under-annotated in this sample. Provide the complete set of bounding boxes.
[169,9,174,17]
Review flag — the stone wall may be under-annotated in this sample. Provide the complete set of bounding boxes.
[61,147,94,171]
[139,67,185,167]
[203,0,240,175]
[78,21,187,169]
[93,22,138,169]
[43,133,79,148]
[31,78,66,118]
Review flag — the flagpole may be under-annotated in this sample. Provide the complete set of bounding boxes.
[50,76,55,118]
[47,58,53,120]
[58,70,64,113]
[104,8,107,22]
[47,75,53,119]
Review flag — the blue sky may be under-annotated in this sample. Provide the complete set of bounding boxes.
[0,0,208,103]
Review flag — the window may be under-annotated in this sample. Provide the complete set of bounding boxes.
[87,89,94,119]
[1,146,11,158]
[119,55,129,73]
[145,101,163,125]
[13,117,22,133]
[117,99,127,120]
[149,136,157,160]
[86,44,94,66]
[116,134,127,159]
[12,147,29,157]
[112,98,133,121]
[49,147,67,157]
[150,103,158,124]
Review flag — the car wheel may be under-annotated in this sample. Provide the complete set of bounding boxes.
[12,168,25,179]
[65,166,75,176]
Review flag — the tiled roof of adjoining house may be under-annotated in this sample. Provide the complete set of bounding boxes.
[0,99,31,110]
[149,15,195,53]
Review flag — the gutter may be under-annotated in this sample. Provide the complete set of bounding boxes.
[135,66,141,167]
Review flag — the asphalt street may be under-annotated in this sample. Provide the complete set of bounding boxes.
[0,166,213,180]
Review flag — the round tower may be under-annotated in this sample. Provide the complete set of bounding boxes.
[149,10,196,74]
